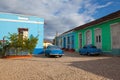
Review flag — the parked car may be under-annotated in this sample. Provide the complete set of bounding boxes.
[79,44,102,55]
[44,45,64,57]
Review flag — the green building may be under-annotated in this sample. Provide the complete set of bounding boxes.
[55,10,120,55]
[74,10,120,55]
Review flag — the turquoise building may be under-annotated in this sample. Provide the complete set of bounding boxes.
[0,12,44,55]
[55,29,75,51]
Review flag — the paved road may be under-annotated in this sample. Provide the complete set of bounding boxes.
[0,52,119,80]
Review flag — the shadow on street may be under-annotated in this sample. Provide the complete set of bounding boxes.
[69,57,120,80]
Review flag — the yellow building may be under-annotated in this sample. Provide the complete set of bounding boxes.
[43,39,53,48]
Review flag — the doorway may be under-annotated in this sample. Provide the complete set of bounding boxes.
[95,28,102,49]
[79,33,82,48]
[111,23,120,49]
[86,30,92,45]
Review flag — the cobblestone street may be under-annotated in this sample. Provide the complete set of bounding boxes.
[0,52,120,80]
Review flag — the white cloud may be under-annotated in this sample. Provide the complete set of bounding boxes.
[0,0,113,40]
[97,2,112,9]
[82,1,113,15]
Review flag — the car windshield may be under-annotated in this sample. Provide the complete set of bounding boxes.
[48,46,60,49]
[91,46,96,48]
[83,46,87,48]
[83,44,97,48]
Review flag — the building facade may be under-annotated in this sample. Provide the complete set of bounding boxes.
[55,10,120,55]
[43,39,53,48]
[55,30,75,51]
[0,12,44,54]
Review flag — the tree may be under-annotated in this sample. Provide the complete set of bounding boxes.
[8,33,18,47]
[24,35,38,54]
[0,41,2,47]
[7,33,38,55]
[0,38,9,56]
[0,41,2,52]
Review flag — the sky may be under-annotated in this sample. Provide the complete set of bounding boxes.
[0,0,120,40]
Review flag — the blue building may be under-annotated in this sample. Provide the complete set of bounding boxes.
[0,12,44,55]
[55,30,75,51]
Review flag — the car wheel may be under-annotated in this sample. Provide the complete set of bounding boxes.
[55,55,59,58]
[45,53,47,56]
[80,53,83,55]
[88,53,91,56]
[45,53,50,57]
[59,55,62,57]
[87,52,90,55]
[96,53,100,56]
[47,54,50,57]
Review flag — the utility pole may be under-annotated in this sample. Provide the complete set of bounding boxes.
[55,31,59,46]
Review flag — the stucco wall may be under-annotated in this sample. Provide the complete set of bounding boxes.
[75,18,120,53]
[0,12,44,54]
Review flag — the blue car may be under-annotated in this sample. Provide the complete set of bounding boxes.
[79,44,102,55]
[45,45,64,57]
